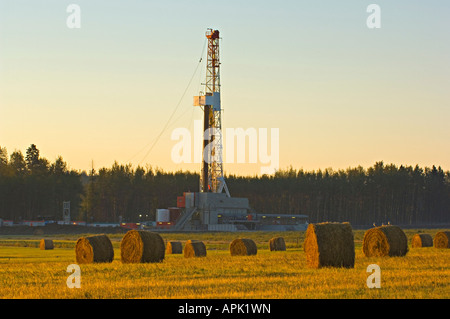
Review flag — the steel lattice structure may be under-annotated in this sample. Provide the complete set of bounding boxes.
[194,29,229,196]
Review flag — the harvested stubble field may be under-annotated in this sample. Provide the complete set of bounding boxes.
[0,229,449,299]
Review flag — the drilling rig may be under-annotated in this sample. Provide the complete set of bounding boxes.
[193,29,230,197]
[155,28,252,231]
[153,29,308,232]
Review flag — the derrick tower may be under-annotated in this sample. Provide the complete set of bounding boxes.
[194,29,229,196]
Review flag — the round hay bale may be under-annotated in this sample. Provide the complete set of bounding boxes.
[411,233,433,248]
[40,239,54,250]
[433,231,450,249]
[120,230,165,263]
[166,241,183,254]
[362,225,408,257]
[230,238,257,256]
[303,222,355,268]
[183,240,207,258]
[269,237,286,251]
[75,234,114,264]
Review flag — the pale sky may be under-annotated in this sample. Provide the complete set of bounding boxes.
[1,0,449,175]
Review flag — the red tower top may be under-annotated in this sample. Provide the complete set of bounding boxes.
[206,29,219,39]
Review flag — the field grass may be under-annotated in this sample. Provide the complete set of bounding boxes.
[0,229,449,299]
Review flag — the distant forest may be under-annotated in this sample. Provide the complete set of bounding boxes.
[1,144,449,226]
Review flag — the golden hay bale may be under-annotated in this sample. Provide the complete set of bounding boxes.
[411,233,433,248]
[166,241,183,254]
[120,230,165,263]
[433,231,450,248]
[39,239,54,250]
[75,234,114,264]
[183,240,207,258]
[362,225,408,257]
[303,222,355,268]
[230,238,257,256]
[269,237,286,251]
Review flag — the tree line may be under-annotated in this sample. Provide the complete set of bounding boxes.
[226,162,450,226]
[1,144,449,226]
[0,144,83,221]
